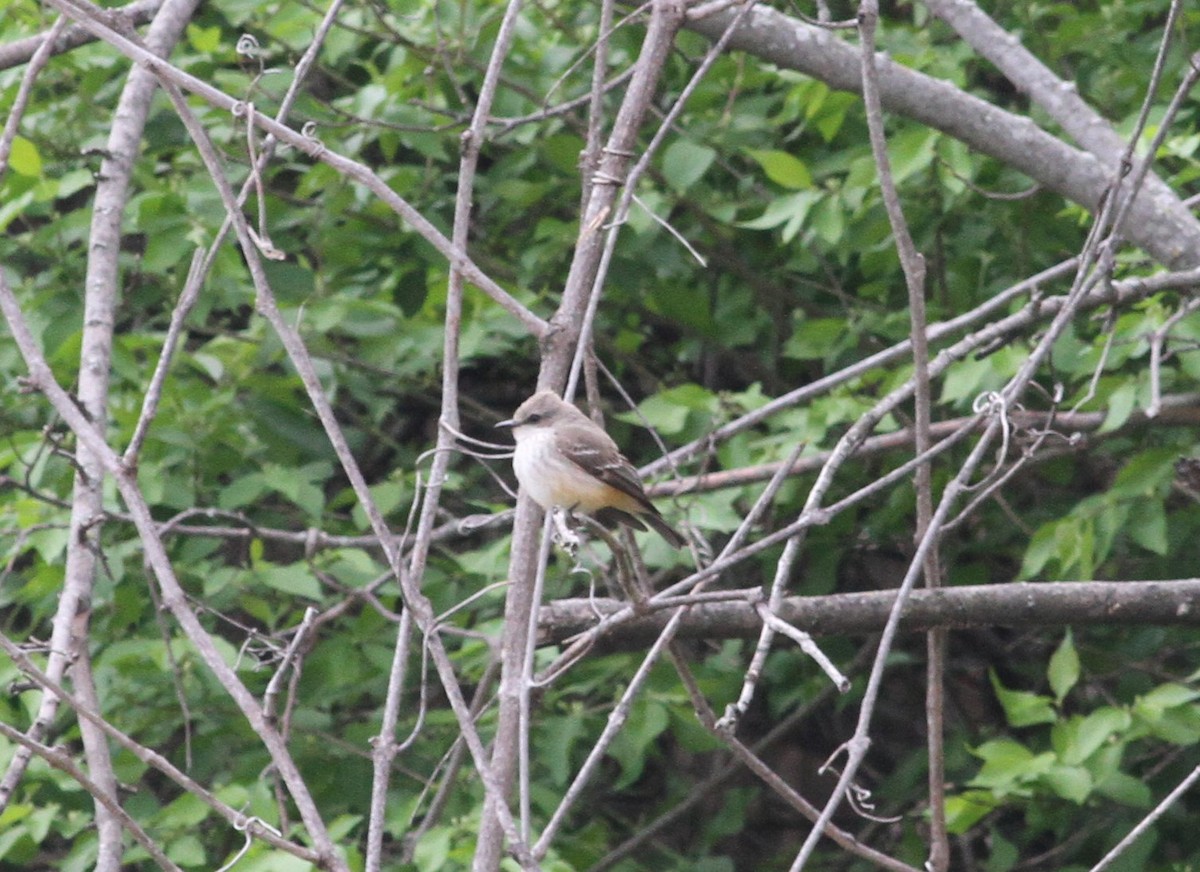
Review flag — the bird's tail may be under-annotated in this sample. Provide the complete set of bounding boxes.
[643,510,686,549]
[594,506,687,549]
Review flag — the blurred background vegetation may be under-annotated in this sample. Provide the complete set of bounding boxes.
[2,0,1200,869]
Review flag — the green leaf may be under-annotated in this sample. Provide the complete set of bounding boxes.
[1041,764,1092,803]
[739,190,818,233]
[541,708,587,787]
[1094,770,1151,807]
[887,127,937,184]
[1098,381,1137,433]
[782,317,850,361]
[808,90,858,141]
[628,384,716,435]
[809,195,845,244]
[218,473,269,510]
[1048,629,1079,703]
[8,137,41,177]
[155,792,209,828]
[1019,525,1057,579]
[1133,684,1200,744]
[745,149,813,190]
[1127,500,1167,554]
[55,168,94,199]
[1052,707,1130,765]
[1136,682,1200,709]
[990,669,1056,727]
[1110,448,1177,498]
[186,23,221,52]
[650,282,717,336]
[943,790,996,834]
[166,834,206,866]
[262,461,330,520]
[327,814,363,840]
[607,699,670,789]
[663,140,716,193]
[413,827,452,871]
[252,563,324,600]
[984,832,1019,872]
[969,737,1054,794]
[0,188,36,233]
[939,355,995,405]
[1068,516,1096,579]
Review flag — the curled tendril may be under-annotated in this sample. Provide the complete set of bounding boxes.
[214,813,283,872]
[235,813,281,837]
[971,390,1006,417]
[235,33,260,58]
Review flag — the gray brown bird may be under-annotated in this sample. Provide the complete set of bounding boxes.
[496,391,685,548]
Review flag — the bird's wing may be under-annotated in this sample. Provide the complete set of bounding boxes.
[556,422,654,511]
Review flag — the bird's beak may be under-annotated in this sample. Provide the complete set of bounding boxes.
[495,418,516,429]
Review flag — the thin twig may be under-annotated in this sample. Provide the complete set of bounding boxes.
[0,721,182,872]
[854,3,945,865]
[1089,763,1200,872]
[39,0,550,339]
[0,16,68,180]
[0,631,321,863]
[150,73,533,867]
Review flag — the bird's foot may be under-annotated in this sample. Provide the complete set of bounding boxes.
[550,507,582,556]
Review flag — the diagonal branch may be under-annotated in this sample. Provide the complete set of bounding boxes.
[684,4,1200,269]
[0,0,161,72]
[39,0,550,340]
[0,270,348,870]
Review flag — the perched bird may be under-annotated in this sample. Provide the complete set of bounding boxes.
[496,391,685,548]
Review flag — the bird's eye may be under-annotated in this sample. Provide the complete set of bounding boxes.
[525,413,542,423]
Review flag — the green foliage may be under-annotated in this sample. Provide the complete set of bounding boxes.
[2,0,1199,868]
[946,632,1198,867]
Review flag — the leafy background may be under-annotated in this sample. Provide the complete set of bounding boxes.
[2,0,1200,870]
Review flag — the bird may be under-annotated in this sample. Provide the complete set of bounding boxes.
[495,390,686,548]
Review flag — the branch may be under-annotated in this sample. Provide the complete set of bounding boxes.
[384,0,529,867]
[0,631,322,864]
[1090,762,1200,872]
[684,5,1200,269]
[0,269,347,870]
[644,261,1200,482]
[0,720,181,872]
[0,4,199,865]
[0,0,161,71]
[39,0,549,340]
[923,0,1148,164]
[649,396,1200,497]
[539,579,1200,647]
[486,0,689,868]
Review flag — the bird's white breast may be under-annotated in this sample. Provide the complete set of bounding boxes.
[512,426,612,512]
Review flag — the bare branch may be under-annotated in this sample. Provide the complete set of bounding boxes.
[0,631,322,864]
[0,0,161,71]
[1090,762,1200,872]
[39,0,550,340]
[0,720,182,872]
[0,16,67,181]
[684,5,1200,269]
[539,579,1200,646]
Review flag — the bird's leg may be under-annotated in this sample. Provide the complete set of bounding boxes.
[550,506,582,556]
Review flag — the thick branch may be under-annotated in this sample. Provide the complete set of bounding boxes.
[923,0,1144,165]
[684,5,1200,269]
[539,579,1200,647]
